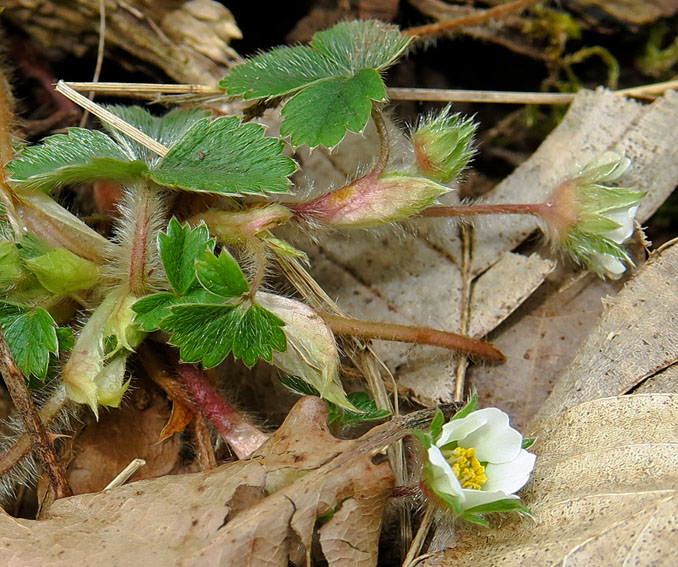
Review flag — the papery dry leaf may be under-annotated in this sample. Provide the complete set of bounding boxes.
[159,398,195,442]
[421,394,678,567]
[0,397,414,567]
[297,90,678,405]
[536,240,678,422]
[566,0,678,25]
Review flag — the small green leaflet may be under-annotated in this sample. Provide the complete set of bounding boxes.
[6,108,295,197]
[429,409,445,442]
[161,302,286,368]
[159,218,215,296]
[6,129,147,192]
[133,219,287,367]
[221,20,412,148]
[0,302,68,380]
[148,117,296,195]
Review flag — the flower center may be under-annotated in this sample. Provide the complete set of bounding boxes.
[442,446,487,490]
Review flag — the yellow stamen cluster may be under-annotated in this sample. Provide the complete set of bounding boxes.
[443,446,487,490]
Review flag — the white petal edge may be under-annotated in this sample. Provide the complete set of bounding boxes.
[483,449,537,494]
[605,205,638,243]
[457,408,522,463]
[427,446,465,502]
[591,252,626,279]
[436,413,486,447]
[461,489,519,511]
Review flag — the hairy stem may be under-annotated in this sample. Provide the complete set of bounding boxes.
[171,356,269,459]
[248,239,267,298]
[418,202,546,218]
[125,185,162,296]
[0,336,72,498]
[404,0,541,39]
[369,107,390,181]
[320,313,505,362]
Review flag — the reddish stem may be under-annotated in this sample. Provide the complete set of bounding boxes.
[320,313,505,363]
[173,360,269,459]
[417,202,546,218]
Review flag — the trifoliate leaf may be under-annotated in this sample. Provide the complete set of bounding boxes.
[310,20,410,73]
[221,20,411,149]
[3,308,58,380]
[280,69,385,148]
[102,106,211,165]
[148,116,296,195]
[6,128,147,192]
[132,288,218,332]
[158,218,215,295]
[161,302,286,368]
[195,249,249,299]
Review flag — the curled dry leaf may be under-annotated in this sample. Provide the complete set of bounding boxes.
[422,394,678,567]
[0,397,406,567]
[536,239,678,422]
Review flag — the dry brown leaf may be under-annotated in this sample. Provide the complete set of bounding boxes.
[0,397,415,567]
[567,0,678,26]
[421,394,678,567]
[297,90,678,404]
[536,240,678,422]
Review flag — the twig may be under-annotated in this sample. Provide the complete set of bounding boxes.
[320,313,505,362]
[55,81,169,157]
[193,413,218,470]
[404,0,541,38]
[402,504,436,567]
[79,0,107,127]
[0,331,72,498]
[417,203,545,218]
[454,224,473,402]
[104,458,146,490]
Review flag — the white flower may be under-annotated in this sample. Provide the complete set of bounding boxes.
[423,407,536,512]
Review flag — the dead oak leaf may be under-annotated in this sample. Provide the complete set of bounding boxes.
[0,397,409,567]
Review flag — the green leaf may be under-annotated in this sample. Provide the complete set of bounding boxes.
[280,69,385,148]
[278,374,321,397]
[103,106,211,165]
[328,391,390,425]
[410,429,432,450]
[459,513,490,527]
[4,308,58,379]
[452,392,478,421]
[158,218,215,295]
[310,20,410,73]
[162,302,286,368]
[148,116,296,195]
[430,409,445,442]
[133,288,218,332]
[6,128,147,192]
[464,498,533,517]
[221,45,339,99]
[233,304,287,367]
[522,437,536,450]
[56,327,75,353]
[195,249,249,299]
[434,487,463,516]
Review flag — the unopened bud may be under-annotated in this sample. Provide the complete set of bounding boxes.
[413,106,477,184]
[24,247,99,294]
[193,204,292,245]
[297,172,449,229]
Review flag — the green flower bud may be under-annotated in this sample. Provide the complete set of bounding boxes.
[194,204,292,245]
[0,242,23,290]
[296,172,449,229]
[413,106,477,184]
[24,247,99,294]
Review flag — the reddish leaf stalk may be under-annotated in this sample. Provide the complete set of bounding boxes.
[404,0,542,39]
[320,313,505,362]
[174,361,269,459]
[0,331,72,498]
[417,202,546,218]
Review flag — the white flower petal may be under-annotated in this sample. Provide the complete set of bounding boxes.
[483,450,537,494]
[604,205,637,243]
[436,413,487,447]
[461,489,519,510]
[590,252,626,279]
[456,408,522,463]
[427,446,465,501]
